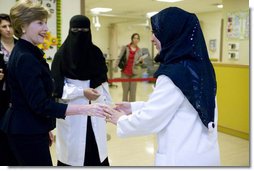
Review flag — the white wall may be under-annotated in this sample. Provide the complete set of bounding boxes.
[197,11,222,60]
[89,16,111,55]
[0,0,15,14]
[61,0,80,43]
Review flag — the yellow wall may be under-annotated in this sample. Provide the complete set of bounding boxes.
[213,63,249,139]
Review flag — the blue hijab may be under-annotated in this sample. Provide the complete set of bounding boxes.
[151,7,217,128]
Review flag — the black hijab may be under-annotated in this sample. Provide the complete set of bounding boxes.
[151,7,217,128]
[51,15,108,98]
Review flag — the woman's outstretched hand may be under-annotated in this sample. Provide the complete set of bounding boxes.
[82,103,107,117]
[114,102,132,115]
[103,106,126,125]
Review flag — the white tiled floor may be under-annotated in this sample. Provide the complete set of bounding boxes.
[50,81,249,166]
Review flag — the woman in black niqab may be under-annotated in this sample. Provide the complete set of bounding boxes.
[51,15,110,166]
[151,7,217,129]
[52,15,108,98]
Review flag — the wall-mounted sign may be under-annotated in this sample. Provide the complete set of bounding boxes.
[227,11,249,39]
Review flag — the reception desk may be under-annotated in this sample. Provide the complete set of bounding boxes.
[213,63,249,139]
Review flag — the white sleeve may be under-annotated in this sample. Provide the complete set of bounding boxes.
[131,101,145,112]
[61,81,84,100]
[117,75,185,137]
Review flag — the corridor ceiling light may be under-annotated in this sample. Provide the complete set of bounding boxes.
[217,4,223,8]
[93,16,101,31]
[94,21,101,30]
[146,11,158,18]
[156,0,183,2]
[90,7,112,14]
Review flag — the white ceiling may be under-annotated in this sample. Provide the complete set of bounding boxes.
[85,0,223,20]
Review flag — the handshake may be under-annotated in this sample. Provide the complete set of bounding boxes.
[86,102,131,125]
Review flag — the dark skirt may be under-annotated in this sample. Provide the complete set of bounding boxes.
[7,133,52,166]
[0,91,18,166]
[0,130,18,166]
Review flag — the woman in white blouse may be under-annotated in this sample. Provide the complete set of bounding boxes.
[104,7,220,166]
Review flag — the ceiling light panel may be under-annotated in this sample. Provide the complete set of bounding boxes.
[90,7,112,14]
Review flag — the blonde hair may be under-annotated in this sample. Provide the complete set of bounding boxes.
[10,0,50,38]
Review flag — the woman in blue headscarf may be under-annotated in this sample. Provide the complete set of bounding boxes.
[104,7,220,166]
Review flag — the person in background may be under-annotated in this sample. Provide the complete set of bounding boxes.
[0,0,106,166]
[0,13,18,166]
[114,33,143,102]
[51,15,111,166]
[104,7,220,166]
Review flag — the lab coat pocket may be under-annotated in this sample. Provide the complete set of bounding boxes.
[155,152,167,166]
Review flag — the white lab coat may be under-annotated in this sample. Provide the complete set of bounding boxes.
[117,75,220,166]
[56,78,112,166]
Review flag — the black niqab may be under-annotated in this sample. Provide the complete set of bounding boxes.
[51,15,108,98]
[151,7,217,128]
